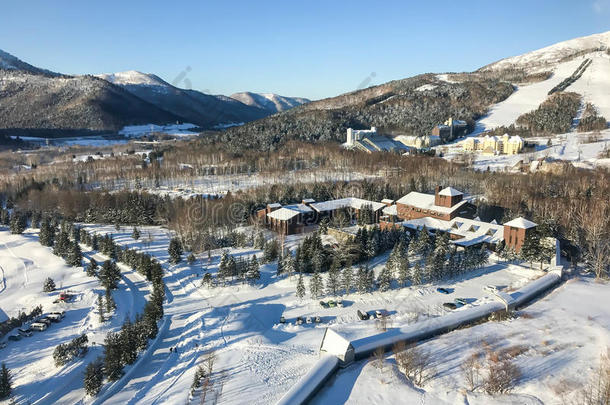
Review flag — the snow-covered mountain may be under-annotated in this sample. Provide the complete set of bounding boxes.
[230,92,310,113]
[96,70,169,87]
[0,48,60,77]
[477,31,610,129]
[481,30,610,71]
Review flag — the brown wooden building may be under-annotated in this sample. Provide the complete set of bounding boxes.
[503,217,537,252]
[394,186,474,221]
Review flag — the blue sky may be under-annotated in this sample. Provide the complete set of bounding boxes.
[1,0,609,100]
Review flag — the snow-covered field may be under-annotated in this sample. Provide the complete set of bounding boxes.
[313,276,610,405]
[0,229,150,404]
[1,222,561,404]
[118,123,199,138]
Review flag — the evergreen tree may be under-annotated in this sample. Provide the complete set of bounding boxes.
[217,251,229,285]
[0,363,12,400]
[105,287,116,313]
[254,231,265,249]
[43,277,56,292]
[66,241,83,267]
[377,263,393,292]
[187,252,196,265]
[9,212,26,234]
[97,294,105,323]
[366,265,375,292]
[309,270,323,298]
[396,255,410,287]
[357,265,368,294]
[53,230,70,258]
[86,258,98,277]
[168,238,183,264]
[119,318,138,365]
[103,332,124,381]
[131,227,140,240]
[246,255,260,284]
[325,257,341,296]
[412,263,423,285]
[91,234,99,251]
[99,261,121,290]
[226,255,237,281]
[263,239,279,263]
[39,218,55,247]
[520,229,541,269]
[296,273,306,299]
[341,264,354,295]
[83,357,104,396]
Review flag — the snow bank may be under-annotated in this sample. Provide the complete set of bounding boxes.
[275,354,339,405]
[352,301,505,359]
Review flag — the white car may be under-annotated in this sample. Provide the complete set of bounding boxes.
[483,285,498,293]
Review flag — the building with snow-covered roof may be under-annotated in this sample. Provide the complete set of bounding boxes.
[345,127,411,153]
[462,133,524,155]
[394,185,474,221]
[504,217,537,252]
[431,117,469,141]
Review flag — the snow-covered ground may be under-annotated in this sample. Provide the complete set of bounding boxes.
[313,276,610,405]
[0,229,150,404]
[438,128,610,171]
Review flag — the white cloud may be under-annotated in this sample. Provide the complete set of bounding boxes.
[593,0,610,13]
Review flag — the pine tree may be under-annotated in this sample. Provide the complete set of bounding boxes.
[254,231,265,250]
[103,332,124,381]
[377,263,393,292]
[39,218,55,247]
[296,273,306,299]
[0,363,12,399]
[341,264,354,295]
[325,257,341,296]
[412,263,423,285]
[246,255,260,284]
[263,239,279,263]
[97,294,105,323]
[99,261,121,290]
[357,265,368,293]
[366,265,375,292]
[53,231,70,258]
[105,287,116,313]
[84,357,104,396]
[168,238,183,264]
[396,255,410,287]
[309,270,323,298]
[0,210,9,227]
[43,277,56,292]
[9,213,26,234]
[217,251,229,285]
[66,241,83,267]
[131,227,140,240]
[86,258,98,277]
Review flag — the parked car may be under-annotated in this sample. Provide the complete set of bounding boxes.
[443,302,457,310]
[18,328,32,337]
[337,300,344,308]
[375,310,386,318]
[0,342,7,349]
[31,322,48,331]
[454,298,468,306]
[306,317,313,324]
[296,317,304,325]
[483,285,498,293]
[279,316,286,324]
[38,318,51,326]
[357,310,370,320]
[328,300,337,308]
[50,311,66,319]
[8,334,21,342]
[47,314,62,323]
[436,287,451,294]
[319,301,328,308]
[314,316,321,323]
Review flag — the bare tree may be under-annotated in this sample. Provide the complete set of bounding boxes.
[461,352,482,391]
[394,342,436,386]
[576,348,610,405]
[483,350,521,395]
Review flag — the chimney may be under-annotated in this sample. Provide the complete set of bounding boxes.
[434,185,441,206]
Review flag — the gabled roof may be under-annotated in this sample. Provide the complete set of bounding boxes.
[438,187,463,197]
[381,198,394,204]
[302,198,316,203]
[504,217,537,229]
[267,208,301,221]
[310,197,385,213]
[396,192,468,214]
[382,204,397,216]
[267,203,282,208]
